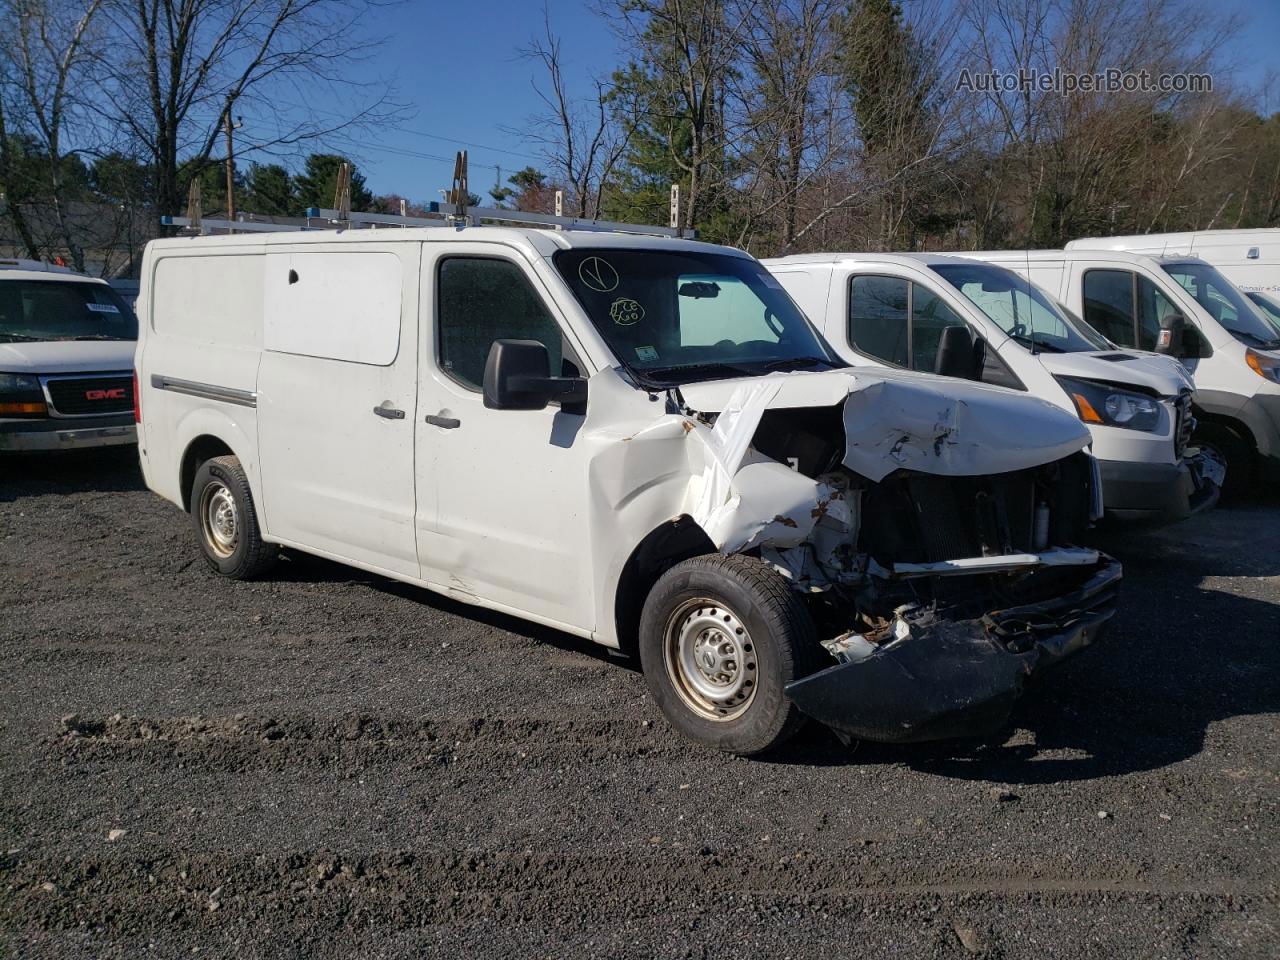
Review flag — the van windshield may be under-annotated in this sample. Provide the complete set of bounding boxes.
[1162,262,1280,348]
[553,249,841,386]
[1246,291,1280,330]
[0,279,138,342]
[932,263,1110,353]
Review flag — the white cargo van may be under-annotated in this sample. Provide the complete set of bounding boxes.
[136,215,1121,755]
[0,258,138,452]
[763,253,1220,525]
[1066,230,1280,297]
[958,248,1280,494]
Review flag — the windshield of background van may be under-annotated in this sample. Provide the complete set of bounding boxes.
[932,263,1110,353]
[1163,263,1280,348]
[0,280,138,342]
[553,249,839,385]
[1246,292,1280,331]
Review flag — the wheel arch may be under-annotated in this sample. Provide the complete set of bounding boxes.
[611,516,716,657]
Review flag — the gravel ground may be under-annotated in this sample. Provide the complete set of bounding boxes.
[1,448,1277,959]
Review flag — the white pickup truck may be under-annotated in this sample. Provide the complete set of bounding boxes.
[0,259,138,452]
[135,219,1120,755]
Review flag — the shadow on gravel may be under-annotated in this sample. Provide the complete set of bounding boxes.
[0,448,144,502]
[273,550,641,673]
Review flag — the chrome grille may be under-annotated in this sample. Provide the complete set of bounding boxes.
[43,374,134,417]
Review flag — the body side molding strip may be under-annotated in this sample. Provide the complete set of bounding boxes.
[150,375,257,408]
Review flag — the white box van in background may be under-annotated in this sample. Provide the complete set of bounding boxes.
[1067,230,1280,297]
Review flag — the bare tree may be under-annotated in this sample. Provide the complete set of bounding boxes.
[93,0,403,228]
[516,9,633,218]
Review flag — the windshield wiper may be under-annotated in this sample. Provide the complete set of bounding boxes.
[1233,330,1280,350]
[757,355,839,372]
[64,335,130,341]
[1010,333,1065,353]
[0,333,43,342]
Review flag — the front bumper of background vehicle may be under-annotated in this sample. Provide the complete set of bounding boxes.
[1098,453,1220,524]
[0,414,135,452]
[784,556,1122,744]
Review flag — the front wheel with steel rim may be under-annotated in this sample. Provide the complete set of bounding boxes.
[189,454,278,580]
[639,553,820,756]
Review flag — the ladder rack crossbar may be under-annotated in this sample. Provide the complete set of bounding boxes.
[306,204,693,238]
[161,216,312,234]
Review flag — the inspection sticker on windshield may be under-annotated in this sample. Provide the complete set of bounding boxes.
[86,303,120,313]
[635,345,659,361]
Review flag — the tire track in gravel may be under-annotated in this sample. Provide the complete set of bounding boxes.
[41,712,684,769]
[0,848,1259,935]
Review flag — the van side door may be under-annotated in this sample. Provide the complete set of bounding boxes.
[414,243,594,631]
[256,244,420,577]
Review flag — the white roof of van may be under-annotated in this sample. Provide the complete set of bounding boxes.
[943,248,1209,267]
[1067,229,1280,253]
[0,261,107,284]
[145,225,750,260]
[763,251,984,269]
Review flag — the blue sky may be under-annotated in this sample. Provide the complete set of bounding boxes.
[309,0,1279,200]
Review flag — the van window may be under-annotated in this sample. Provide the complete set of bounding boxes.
[1081,270,1135,346]
[910,284,965,372]
[1162,261,1280,347]
[934,262,1108,353]
[1083,268,1187,350]
[437,257,574,390]
[0,279,136,343]
[678,274,781,347]
[264,251,401,364]
[848,275,908,367]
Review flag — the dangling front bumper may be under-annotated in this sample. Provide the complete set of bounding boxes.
[784,556,1123,743]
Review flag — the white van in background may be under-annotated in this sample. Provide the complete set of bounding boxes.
[763,253,1220,524]
[956,248,1280,495]
[1066,230,1280,297]
[0,258,138,452]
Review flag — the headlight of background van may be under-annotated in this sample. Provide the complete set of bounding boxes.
[1245,348,1280,384]
[0,372,48,417]
[1054,376,1161,432]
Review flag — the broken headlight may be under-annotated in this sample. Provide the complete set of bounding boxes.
[1055,376,1161,432]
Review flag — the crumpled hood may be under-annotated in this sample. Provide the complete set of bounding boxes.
[679,367,1090,483]
[1035,350,1192,395]
[0,339,137,374]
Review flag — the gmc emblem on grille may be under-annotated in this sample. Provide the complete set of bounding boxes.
[86,388,127,401]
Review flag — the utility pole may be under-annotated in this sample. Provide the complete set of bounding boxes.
[223,109,243,219]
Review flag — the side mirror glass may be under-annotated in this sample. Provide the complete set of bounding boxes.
[1155,314,1186,356]
[934,325,979,379]
[483,339,587,413]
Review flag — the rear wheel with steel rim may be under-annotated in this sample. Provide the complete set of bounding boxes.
[190,454,278,579]
[639,553,819,755]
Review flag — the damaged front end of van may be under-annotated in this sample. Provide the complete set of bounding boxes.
[606,369,1121,744]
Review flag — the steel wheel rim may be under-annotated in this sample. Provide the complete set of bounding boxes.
[199,480,239,558]
[663,597,758,722]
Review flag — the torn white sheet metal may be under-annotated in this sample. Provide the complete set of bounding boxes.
[891,548,1100,579]
[680,368,1090,483]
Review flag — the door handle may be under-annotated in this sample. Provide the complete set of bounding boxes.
[373,403,405,420]
[425,413,461,429]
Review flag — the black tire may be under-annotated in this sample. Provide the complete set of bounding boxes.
[1194,421,1255,501]
[638,554,821,756]
[189,455,278,579]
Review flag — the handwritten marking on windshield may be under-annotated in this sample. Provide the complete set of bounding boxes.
[579,257,619,293]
